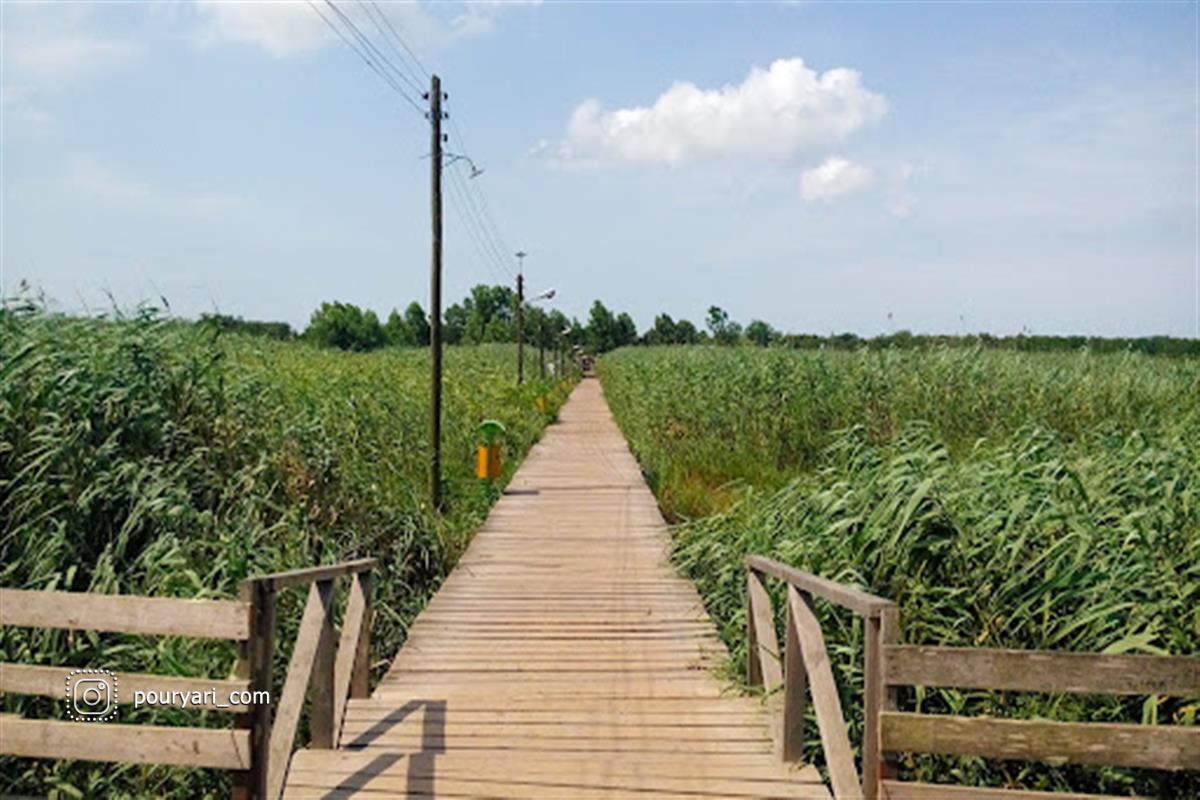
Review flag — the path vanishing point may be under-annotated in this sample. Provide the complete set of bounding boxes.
[283,379,830,799]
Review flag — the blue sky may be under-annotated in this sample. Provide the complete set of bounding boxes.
[2,1,1197,337]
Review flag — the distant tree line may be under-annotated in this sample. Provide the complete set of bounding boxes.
[199,313,294,341]
[205,292,1200,358]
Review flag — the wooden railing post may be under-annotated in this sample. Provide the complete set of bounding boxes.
[747,571,763,688]
[788,585,862,799]
[309,578,338,749]
[351,571,371,699]
[782,586,808,762]
[239,577,276,800]
[333,568,373,745]
[746,568,783,692]
[862,602,897,800]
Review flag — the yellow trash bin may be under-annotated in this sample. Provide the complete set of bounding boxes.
[476,444,502,480]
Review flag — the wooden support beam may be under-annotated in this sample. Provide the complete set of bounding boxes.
[781,584,807,762]
[0,663,249,711]
[884,644,1199,696]
[0,588,250,640]
[881,780,1147,800]
[249,559,376,591]
[881,712,1200,771]
[0,716,251,770]
[788,586,861,800]
[746,569,782,692]
[745,556,892,618]
[267,580,335,800]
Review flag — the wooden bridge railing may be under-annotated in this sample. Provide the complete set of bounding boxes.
[745,554,897,800]
[745,554,1200,800]
[0,557,375,800]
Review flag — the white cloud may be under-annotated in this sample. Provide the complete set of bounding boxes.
[193,1,330,57]
[193,0,537,58]
[67,156,244,217]
[554,58,886,167]
[800,157,872,202]
[1,5,140,84]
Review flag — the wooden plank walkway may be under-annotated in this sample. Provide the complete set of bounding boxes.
[284,379,829,799]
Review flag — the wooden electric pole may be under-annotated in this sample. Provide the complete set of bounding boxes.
[516,271,525,385]
[428,75,444,511]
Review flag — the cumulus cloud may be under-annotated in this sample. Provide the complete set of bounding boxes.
[554,58,886,167]
[1,5,139,84]
[800,157,872,202]
[193,1,329,57]
[193,0,538,57]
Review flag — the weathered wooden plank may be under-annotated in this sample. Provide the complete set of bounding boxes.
[747,570,782,691]
[249,558,376,590]
[308,579,337,750]
[884,644,1200,696]
[333,570,369,744]
[267,580,335,800]
[0,716,250,769]
[880,712,1200,770]
[789,586,861,799]
[746,555,893,618]
[880,780,1146,799]
[0,588,250,640]
[782,584,807,761]
[277,381,828,799]
[0,663,250,711]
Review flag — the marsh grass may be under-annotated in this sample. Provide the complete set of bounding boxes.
[0,306,574,798]
[600,346,1199,797]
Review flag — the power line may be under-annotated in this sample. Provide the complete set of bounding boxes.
[451,118,513,256]
[446,154,513,277]
[445,165,513,284]
[306,0,423,114]
[306,0,519,287]
[322,0,423,104]
[363,0,430,83]
[355,0,426,96]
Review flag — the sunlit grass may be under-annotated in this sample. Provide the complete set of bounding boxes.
[600,345,1199,797]
[0,307,574,798]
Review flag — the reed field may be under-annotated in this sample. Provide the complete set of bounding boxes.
[600,346,1200,797]
[0,306,573,798]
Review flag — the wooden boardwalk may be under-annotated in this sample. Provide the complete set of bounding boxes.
[284,379,829,799]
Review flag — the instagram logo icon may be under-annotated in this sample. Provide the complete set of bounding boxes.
[65,669,118,722]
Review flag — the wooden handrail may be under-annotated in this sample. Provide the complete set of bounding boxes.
[884,645,1200,696]
[746,555,897,800]
[239,558,375,800]
[248,558,376,590]
[747,555,1200,799]
[0,588,251,640]
[1,558,375,800]
[745,555,894,618]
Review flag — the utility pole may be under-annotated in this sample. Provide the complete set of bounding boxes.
[515,251,527,385]
[428,75,445,511]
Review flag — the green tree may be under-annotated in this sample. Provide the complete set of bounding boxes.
[304,302,385,351]
[643,314,677,346]
[745,319,777,347]
[673,319,701,344]
[404,301,431,346]
[587,300,617,352]
[385,309,414,346]
[706,305,742,346]
[443,303,467,345]
[614,312,638,349]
